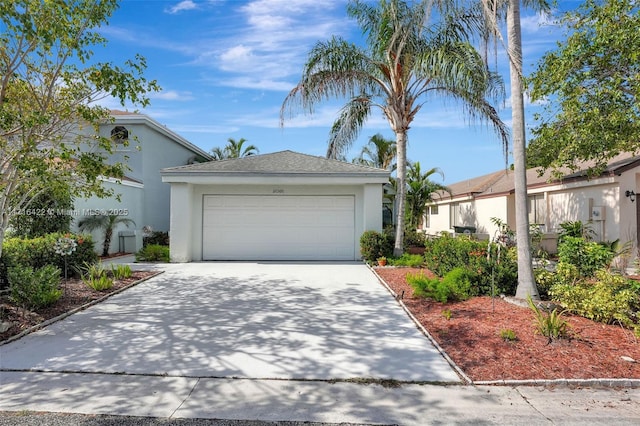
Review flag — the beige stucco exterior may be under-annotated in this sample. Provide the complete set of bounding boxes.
[424,157,640,260]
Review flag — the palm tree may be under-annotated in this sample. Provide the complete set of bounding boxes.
[226,137,259,158]
[211,138,259,160]
[405,162,451,229]
[477,0,550,300]
[281,0,508,256]
[353,133,397,171]
[78,214,136,257]
[210,146,229,161]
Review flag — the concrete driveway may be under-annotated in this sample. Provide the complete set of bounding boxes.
[0,262,459,382]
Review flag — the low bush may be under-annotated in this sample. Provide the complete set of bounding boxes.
[557,236,614,278]
[403,228,426,248]
[84,274,114,291]
[389,253,424,267]
[499,329,518,342]
[143,231,169,247]
[423,234,517,296]
[8,264,62,310]
[1,233,98,278]
[527,296,570,342]
[550,270,639,327]
[359,230,393,263]
[136,244,170,262]
[407,267,475,303]
[110,264,132,280]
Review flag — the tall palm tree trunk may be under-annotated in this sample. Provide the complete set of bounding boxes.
[508,0,538,299]
[394,130,408,257]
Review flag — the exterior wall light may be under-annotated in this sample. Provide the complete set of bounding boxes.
[625,190,636,202]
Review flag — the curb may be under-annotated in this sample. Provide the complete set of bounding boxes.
[0,270,164,346]
[367,264,473,385]
[475,378,640,388]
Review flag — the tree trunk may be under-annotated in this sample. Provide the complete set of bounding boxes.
[508,0,539,300]
[103,228,113,257]
[394,130,408,257]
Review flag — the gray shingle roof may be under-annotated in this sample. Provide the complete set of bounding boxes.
[162,150,390,177]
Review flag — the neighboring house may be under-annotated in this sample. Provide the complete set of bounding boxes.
[424,153,640,255]
[161,150,390,262]
[73,110,212,254]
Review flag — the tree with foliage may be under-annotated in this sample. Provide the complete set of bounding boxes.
[78,214,135,257]
[8,181,73,238]
[405,162,451,229]
[0,0,158,259]
[353,133,397,171]
[475,0,550,300]
[211,137,259,160]
[528,0,640,176]
[281,0,508,256]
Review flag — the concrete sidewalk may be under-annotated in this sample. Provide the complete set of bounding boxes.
[1,371,639,425]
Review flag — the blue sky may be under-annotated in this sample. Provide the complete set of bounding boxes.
[95,0,574,184]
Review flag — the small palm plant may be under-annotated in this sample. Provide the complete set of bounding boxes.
[78,214,135,257]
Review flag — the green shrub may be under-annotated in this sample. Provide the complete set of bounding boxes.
[135,244,170,262]
[1,233,98,278]
[8,264,62,310]
[423,234,517,296]
[143,231,169,247]
[550,270,639,327]
[558,220,595,243]
[534,269,556,299]
[557,236,614,277]
[403,228,426,248]
[527,296,570,342]
[359,230,393,263]
[76,262,106,281]
[110,264,132,280]
[84,274,114,291]
[407,267,475,303]
[389,253,424,267]
[499,329,518,342]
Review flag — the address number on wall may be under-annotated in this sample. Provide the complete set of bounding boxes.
[273,189,285,194]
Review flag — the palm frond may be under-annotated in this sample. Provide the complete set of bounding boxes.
[326,96,372,159]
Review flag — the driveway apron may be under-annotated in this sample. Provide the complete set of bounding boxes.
[0,263,460,382]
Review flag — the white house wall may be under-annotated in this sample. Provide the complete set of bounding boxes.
[475,196,509,237]
[168,183,383,262]
[546,183,619,243]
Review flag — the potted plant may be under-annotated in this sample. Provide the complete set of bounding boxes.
[377,256,387,266]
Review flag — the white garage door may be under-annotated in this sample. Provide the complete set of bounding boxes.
[202,195,355,260]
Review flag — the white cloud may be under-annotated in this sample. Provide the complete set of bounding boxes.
[520,11,554,34]
[166,0,199,14]
[209,0,350,90]
[152,90,195,101]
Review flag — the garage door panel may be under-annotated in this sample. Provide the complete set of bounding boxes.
[203,195,355,260]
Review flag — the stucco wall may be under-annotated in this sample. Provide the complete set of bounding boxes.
[545,183,619,243]
[168,182,384,262]
[72,181,144,254]
[100,123,201,232]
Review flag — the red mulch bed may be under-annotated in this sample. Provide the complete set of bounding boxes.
[375,267,640,382]
[0,270,157,342]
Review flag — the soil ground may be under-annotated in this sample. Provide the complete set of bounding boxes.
[375,266,640,381]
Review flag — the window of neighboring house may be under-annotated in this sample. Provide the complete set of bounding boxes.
[449,202,461,228]
[424,205,439,228]
[111,126,128,144]
[528,194,546,225]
